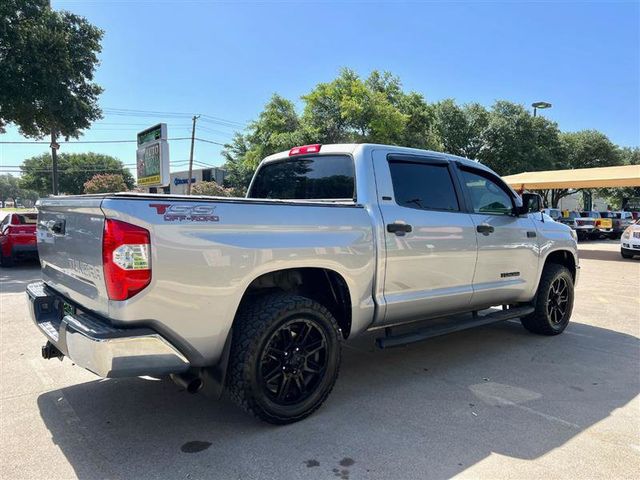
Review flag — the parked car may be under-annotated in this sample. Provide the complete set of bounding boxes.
[580,211,613,238]
[28,143,579,424]
[558,211,596,240]
[602,211,635,239]
[620,220,640,258]
[0,212,38,267]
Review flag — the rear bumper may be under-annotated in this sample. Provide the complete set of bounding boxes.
[26,282,189,378]
[12,243,38,256]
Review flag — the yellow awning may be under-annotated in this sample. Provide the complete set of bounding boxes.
[502,164,640,190]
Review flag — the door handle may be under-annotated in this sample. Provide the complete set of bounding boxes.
[476,224,494,235]
[387,222,412,236]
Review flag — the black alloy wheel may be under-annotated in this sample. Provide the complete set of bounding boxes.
[546,277,569,325]
[259,319,329,406]
[227,294,341,424]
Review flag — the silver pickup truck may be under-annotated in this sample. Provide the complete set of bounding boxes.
[28,143,579,424]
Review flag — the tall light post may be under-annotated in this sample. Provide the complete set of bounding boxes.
[532,101,552,117]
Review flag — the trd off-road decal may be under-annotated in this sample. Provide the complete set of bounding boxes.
[149,204,220,222]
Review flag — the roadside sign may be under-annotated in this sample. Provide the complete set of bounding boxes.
[136,123,170,187]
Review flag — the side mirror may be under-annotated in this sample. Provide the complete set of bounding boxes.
[515,193,542,215]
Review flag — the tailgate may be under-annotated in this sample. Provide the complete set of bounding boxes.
[37,197,109,315]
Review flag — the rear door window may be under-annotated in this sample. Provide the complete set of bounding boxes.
[249,155,355,200]
[388,161,460,211]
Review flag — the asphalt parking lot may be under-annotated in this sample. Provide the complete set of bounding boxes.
[1,240,639,479]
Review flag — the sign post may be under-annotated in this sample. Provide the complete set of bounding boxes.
[136,124,170,189]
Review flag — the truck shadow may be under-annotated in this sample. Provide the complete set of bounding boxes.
[577,248,638,262]
[0,261,41,293]
[37,321,639,479]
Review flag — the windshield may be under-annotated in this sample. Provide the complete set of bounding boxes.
[249,155,355,200]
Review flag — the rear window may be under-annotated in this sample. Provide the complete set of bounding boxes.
[13,214,37,224]
[249,155,355,200]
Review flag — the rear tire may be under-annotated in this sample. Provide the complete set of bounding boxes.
[0,250,14,267]
[226,293,341,424]
[521,263,574,335]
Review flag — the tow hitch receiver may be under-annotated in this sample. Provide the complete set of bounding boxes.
[42,341,64,360]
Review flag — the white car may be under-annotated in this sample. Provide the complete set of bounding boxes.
[620,220,640,259]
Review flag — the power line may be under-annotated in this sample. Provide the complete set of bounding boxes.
[102,107,247,128]
[0,137,226,145]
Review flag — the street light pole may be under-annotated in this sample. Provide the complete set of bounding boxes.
[532,101,552,117]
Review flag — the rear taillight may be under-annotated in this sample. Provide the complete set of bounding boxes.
[289,144,321,156]
[102,219,151,301]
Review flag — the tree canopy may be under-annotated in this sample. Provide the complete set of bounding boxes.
[83,173,128,194]
[0,173,38,206]
[191,181,233,197]
[221,69,635,203]
[0,0,104,138]
[20,152,134,195]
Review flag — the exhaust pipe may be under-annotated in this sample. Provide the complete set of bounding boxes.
[170,372,203,394]
[42,341,64,360]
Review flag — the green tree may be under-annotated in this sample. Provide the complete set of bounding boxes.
[221,133,254,196]
[83,173,128,194]
[434,99,489,158]
[191,181,232,197]
[222,95,305,193]
[222,69,441,192]
[0,174,21,207]
[545,130,623,207]
[20,152,135,195]
[479,101,563,177]
[0,1,104,138]
[17,188,39,206]
[597,146,640,209]
[302,68,407,144]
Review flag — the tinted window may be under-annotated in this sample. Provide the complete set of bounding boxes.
[388,161,459,211]
[249,155,355,200]
[461,169,513,215]
[15,214,37,224]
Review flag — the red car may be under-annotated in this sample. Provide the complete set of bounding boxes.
[0,212,38,267]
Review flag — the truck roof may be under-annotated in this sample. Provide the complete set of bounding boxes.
[261,143,486,172]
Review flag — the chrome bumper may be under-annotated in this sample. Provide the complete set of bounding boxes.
[27,282,189,378]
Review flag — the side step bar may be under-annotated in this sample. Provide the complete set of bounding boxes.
[376,306,535,349]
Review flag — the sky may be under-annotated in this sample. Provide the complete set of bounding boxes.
[1,0,639,178]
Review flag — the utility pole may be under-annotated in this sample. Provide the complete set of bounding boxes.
[50,129,59,195]
[187,115,200,195]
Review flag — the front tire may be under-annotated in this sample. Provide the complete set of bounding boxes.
[226,294,341,424]
[521,264,574,335]
[621,248,634,259]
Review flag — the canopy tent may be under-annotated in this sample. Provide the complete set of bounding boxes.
[502,164,640,190]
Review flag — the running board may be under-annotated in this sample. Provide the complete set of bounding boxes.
[375,306,535,349]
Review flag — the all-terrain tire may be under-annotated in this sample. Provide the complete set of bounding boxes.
[226,293,341,424]
[521,263,574,335]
